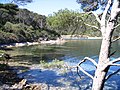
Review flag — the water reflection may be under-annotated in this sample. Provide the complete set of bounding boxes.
[7,39,120,64]
[6,40,120,90]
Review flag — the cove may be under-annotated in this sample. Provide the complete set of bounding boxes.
[7,39,120,90]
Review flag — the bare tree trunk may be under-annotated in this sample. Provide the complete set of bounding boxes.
[76,0,120,90]
[92,0,120,89]
[92,28,113,90]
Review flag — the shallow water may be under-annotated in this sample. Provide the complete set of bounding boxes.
[7,40,120,90]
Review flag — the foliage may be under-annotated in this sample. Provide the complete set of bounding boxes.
[0,3,59,44]
[47,9,101,36]
[76,0,106,12]
[40,59,64,69]
[0,3,18,27]
[3,0,33,6]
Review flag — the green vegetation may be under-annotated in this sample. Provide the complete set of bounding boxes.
[47,9,101,36]
[40,59,64,69]
[0,3,119,45]
[0,3,60,45]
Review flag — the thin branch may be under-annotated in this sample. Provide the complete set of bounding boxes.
[101,58,120,71]
[84,23,100,31]
[113,24,120,29]
[109,57,120,64]
[112,37,120,43]
[110,64,120,66]
[105,69,120,80]
[78,57,98,67]
[101,0,112,34]
[91,11,101,24]
[76,57,97,79]
[77,66,94,79]
[109,51,116,57]
[77,66,82,79]
[101,0,112,21]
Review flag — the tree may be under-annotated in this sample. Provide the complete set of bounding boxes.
[3,0,33,5]
[47,9,86,35]
[0,3,18,27]
[76,0,120,90]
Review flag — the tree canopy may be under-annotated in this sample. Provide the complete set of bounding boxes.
[76,0,108,12]
[0,3,60,44]
[4,0,33,5]
[47,9,101,36]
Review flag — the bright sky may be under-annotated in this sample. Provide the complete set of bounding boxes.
[20,0,81,16]
[0,0,81,16]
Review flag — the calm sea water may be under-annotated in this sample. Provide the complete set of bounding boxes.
[7,40,120,90]
[7,39,120,64]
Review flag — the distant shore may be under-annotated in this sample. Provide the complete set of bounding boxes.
[0,38,66,48]
[0,36,103,48]
[61,35,102,40]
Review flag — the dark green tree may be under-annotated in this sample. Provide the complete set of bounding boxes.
[47,9,86,35]
[0,3,18,27]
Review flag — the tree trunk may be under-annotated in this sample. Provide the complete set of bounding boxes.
[91,0,120,89]
[92,37,111,90]
[92,18,115,90]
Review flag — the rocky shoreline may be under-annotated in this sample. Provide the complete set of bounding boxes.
[0,38,66,48]
[0,36,103,48]
[61,35,102,40]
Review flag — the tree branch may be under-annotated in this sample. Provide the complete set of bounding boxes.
[77,66,94,79]
[109,57,120,64]
[91,11,101,24]
[78,57,98,67]
[101,58,120,71]
[76,57,97,79]
[101,0,112,34]
[101,0,112,21]
[105,69,120,80]
[112,37,120,43]
[77,66,82,79]
[84,23,100,31]
[110,64,120,66]
[113,24,120,29]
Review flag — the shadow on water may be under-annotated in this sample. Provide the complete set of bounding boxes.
[5,40,120,89]
[18,68,93,90]
[12,53,65,64]
[18,67,120,90]
[0,64,29,86]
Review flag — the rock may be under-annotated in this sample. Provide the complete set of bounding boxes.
[23,83,48,90]
[10,79,27,90]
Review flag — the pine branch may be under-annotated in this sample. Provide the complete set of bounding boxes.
[101,0,112,33]
[91,11,101,24]
[110,64,120,66]
[101,0,112,21]
[102,58,120,71]
[84,23,100,31]
[109,51,116,57]
[113,24,120,29]
[112,37,120,43]
[78,57,98,67]
[109,57,120,64]
[76,57,97,79]
[105,69,120,80]
[77,66,82,79]
[77,66,94,79]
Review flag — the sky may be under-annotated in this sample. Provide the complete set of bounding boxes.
[0,0,81,16]
[20,0,81,16]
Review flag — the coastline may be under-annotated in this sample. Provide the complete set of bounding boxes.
[0,36,102,48]
[0,38,66,48]
[61,35,102,40]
